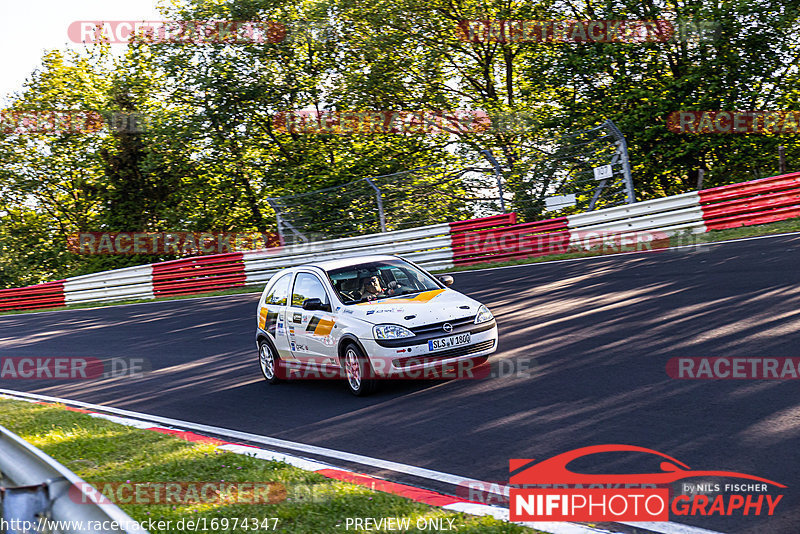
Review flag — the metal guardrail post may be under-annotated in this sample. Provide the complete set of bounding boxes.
[267,199,308,245]
[480,150,507,213]
[266,198,286,246]
[604,120,636,204]
[0,425,147,534]
[364,178,387,232]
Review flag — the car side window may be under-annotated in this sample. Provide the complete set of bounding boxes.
[266,274,292,306]
[291,273,330,308]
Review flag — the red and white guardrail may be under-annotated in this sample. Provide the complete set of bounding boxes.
[2,172,800,311]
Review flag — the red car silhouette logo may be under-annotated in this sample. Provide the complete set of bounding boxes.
[510,444,785,487]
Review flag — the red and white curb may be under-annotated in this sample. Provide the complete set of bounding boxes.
[0,390,721,534]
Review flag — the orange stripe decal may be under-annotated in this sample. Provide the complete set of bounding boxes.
[258,307,268,330]
[356,289,445,306]
[314,316,336,336]
[408,289,445,303]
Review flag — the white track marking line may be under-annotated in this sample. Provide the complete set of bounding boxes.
[88,412,157,429]
[0,388,485,487]
[617,522,725,534]
[217,443,345,472]
[442,503,616,534]
[0,389,726,534]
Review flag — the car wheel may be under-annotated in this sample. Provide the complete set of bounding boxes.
[258,339,282,384]
[343,343,377,396]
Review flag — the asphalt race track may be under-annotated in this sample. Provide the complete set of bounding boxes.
[2,234,800,534]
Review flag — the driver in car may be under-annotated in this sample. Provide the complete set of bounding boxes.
[359,274,399,301]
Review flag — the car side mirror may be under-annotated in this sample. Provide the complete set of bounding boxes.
[438,275,454,287]
[302,298,328,311]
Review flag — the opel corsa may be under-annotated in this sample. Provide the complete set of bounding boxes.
[255,255,498,395]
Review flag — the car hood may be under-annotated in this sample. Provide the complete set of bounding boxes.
[340,288,485,327]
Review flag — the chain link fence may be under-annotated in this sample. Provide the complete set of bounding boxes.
[504,120,635,220]
[268,120,635,244]
[267,165,504,244]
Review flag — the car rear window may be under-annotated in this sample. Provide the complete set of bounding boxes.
[265,273,291,306]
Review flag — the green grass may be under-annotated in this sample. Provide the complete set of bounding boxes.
[0,399,535,533]
[4,216,800,316]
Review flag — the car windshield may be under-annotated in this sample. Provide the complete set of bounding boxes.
[327,259,441,305]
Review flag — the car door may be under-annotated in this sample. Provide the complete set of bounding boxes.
[287,271,337,366]
[259,272,294,360]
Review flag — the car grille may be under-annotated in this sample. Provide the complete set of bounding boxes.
[392,339,495,368]
[410,316,475,336]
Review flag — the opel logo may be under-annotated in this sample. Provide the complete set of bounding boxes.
[443,323,453,333]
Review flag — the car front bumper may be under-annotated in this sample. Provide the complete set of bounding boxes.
[360,322,498,379]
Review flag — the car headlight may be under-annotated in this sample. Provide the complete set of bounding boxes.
[373,324,415,340]
[474,305,494,324]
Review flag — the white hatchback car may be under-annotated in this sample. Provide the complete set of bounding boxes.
[255,255,498,395]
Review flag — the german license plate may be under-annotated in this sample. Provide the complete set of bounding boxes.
[428,333,471,352]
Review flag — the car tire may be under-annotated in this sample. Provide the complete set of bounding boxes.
[258,339,282,384]
[342,343,377,396]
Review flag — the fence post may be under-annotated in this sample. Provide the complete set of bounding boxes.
[480,149,507,213]
[365,178,387,232]
[266,198,286,245]
[604,120,636,204]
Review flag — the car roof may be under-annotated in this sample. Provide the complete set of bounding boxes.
[296,254,403,272]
